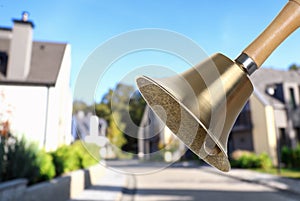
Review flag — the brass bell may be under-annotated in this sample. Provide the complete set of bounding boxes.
[136,0,300,172]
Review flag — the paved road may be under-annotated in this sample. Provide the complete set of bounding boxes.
[112,161,300,201]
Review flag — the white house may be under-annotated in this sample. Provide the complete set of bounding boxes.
[0,13,73,151]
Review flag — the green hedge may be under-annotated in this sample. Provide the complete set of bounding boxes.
[231,151,272,170]
[0,136,100,185]
[51,141,100,176]
[281,145,300,168]
[0,137,55,185]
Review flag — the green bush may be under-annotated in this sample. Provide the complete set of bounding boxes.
[258,153,273,170]
[51,140,99,176]
[231,151,272,170]
[0,136,55,184]
[4,137,40,184]
[281,146,293,168]
[36,150,55,182]
[0,136,99,184]
[293,145,300,168]
[71,141,99,168]
[51,145,81,176]
[282,145,300,168]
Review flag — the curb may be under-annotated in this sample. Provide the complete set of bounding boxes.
[202,167,300,196]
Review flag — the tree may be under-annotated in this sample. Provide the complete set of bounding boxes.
[289,63,300,71]
[73,100,91,114]
[101,89,114,105]
[129,90,146,126]
[72,83,148,154]
[107,113,127,148]
[94,103,111,122]
[95,83,147,153]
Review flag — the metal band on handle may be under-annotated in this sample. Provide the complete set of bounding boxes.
[235,53,258,75]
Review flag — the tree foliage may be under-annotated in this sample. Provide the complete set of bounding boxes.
[95,103,111,122]
[107,113,127,148]
[129,90,147,126]
[73,83,147,153]
[289,63,300,71]
[98,83,146,152]
[73,100,91,114]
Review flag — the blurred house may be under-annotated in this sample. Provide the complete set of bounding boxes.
[138,106,164,159]
[138,68,300,165]
[230,68,300,165]
[71,111,107,140]
[137,106,186,161]
[0,13,72,151]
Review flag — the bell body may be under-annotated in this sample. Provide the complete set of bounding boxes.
[136,53,253,172]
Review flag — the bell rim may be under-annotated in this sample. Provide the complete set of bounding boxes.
[136,75,231,172]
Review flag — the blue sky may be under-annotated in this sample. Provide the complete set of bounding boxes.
[1,0,300,103]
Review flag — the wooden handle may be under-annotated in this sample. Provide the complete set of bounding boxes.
[243,0,300,67]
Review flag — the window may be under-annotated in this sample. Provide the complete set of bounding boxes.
[297,127,300,142]
[0,52,8,76]
[234,110,252,127]
[279,128,290,148]
[289,87,297,109]
[299,86,300,106]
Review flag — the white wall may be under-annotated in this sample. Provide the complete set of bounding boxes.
[0,85,48,146]
[274,109,287,128]
[0,83,72,151]
[250,93,278,165]
[0,44,72,151]
[46,44,73,150]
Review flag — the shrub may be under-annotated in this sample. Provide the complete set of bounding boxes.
[281,145,300,168]
[281,146,293,168]
[4,137,40,184]
[71,141,99,168]
[36,150,55,182]
[0,136,99,184]
[0,136,55,184]
[51,145,81,176]
[51,140,99,176]
[292,145,300,168]
[230,151,272,170]
[257,153,273,170]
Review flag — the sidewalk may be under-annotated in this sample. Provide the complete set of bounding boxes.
[202,166,300,195]
[68,168,127,201]
[69,162,300,201]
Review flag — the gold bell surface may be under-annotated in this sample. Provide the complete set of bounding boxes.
[136,53,253,172]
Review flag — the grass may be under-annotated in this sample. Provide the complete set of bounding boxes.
[253,168,300,179]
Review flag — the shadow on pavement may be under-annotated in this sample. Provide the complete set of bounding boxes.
[135,188,299,201]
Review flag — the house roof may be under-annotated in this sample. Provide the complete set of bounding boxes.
[250,68,300,108]
[0,38,67,86]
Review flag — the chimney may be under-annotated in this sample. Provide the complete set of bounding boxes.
[7,12,34,80]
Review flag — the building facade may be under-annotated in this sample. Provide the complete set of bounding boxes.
[230,68,300,164]
[0,13,73,151]
[137,106,188,161]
